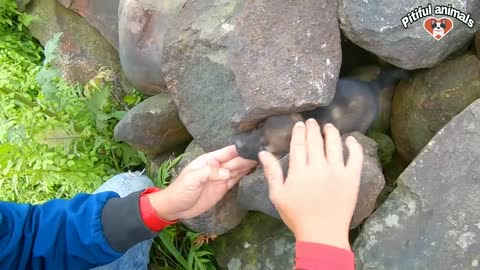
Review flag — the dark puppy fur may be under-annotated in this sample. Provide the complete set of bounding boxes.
[235,68,409,161]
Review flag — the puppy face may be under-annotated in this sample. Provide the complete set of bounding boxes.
[235,113,304,161]
[431,20,446,31]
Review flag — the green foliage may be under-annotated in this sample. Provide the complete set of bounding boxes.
[153,155,184,189]
[0,2,145,203]
[2,2,216,269]
[35,32,62,101]
[367,131,396,167]
[123,89,144,107]
[150,158,217,270]
[154,228,216,270]
[0,0,35,32]
[0,1,42,99]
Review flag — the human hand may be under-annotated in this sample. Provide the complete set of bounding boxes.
[259,119,364,250]
[147,145,257,221]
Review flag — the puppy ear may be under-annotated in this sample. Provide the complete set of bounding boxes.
[431,19,436,28]
[441,19,446,28]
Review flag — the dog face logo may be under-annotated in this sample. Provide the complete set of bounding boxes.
[423,17,454,40]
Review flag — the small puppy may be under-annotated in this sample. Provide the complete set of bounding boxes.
[235,68,409,161]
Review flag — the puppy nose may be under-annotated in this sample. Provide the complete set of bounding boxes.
[234,138,260,161]
[235,138,251,157]
[234,138,245,151]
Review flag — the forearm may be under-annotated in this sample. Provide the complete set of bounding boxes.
[0,191,124,269]
[102,189,168,252]
[0,188,174,270]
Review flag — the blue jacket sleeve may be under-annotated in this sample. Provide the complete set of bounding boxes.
[0,191,124,270]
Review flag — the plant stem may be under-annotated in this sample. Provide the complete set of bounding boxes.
[0,87,56,118]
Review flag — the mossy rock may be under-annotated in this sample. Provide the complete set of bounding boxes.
[212,212,295,270]
[26,0,134,96]
[391,53,480,162]
[366,131,395,167]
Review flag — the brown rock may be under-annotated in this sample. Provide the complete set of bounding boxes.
[26,0,132,94]
[391,53,480,162]
[118,0,186,96]
[162,0,342,152]
[57,0,120,50]
[113,93,192,157]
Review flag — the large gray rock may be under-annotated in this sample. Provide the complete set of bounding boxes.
[391,53,480,162]
[57,0,120,50]
[338,0,480,69]
[162,0,342,152]
[237,132,385,229]
[354,99,480,270]
[118,0,186,96]
[174,141,248,235]
[348,133,386,228]
[213,212,296,270]
[113,94,192,157]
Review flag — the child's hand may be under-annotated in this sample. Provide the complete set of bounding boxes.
[148,145,257,221]
[259,119,363,250]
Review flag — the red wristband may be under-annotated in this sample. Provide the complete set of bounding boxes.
[139,187,178,232]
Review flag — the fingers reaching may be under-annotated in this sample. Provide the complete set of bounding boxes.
[323,124,344,167]
[305,118,325,165]
[289,121,307,172]
[345,136,364,180]
[259,151,284,196]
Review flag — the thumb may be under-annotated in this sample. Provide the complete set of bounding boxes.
[259,151,284,196]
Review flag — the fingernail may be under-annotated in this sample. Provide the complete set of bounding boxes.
[325,123,334,128]
[306,118,316,123]
[218,168,230,179]
[295,121,305,127]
